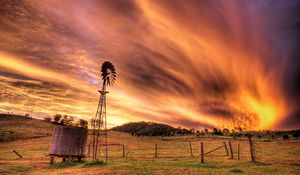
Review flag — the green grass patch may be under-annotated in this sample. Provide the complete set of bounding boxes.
[262,138,272,142]
[230,168,244,173]
[256,168,277,173]
[82,160,106,167]
[0,165,31,174]
[198,161,232,169]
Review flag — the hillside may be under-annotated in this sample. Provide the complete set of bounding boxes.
[111,121,192,136]
[0,114,54,142]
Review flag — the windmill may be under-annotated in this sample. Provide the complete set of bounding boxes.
[91,61,116,162]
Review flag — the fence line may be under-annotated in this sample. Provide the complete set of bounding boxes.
[84,138,261,163]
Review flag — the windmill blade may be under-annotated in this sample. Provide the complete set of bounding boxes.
[101,61,117,86]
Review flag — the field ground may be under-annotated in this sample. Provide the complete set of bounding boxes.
[0,114,53,141]
[0,130,300,175]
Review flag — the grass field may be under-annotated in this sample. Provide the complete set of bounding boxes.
[0,116,300,174]
[0,114,53,141]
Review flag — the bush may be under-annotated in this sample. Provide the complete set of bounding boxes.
[53,114,62,123]
[282,134,289,140]
[78,119,88,128]
[292,130,300,138]
[60,115,74,126]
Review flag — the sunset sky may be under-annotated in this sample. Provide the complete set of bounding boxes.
[0,0,300,130]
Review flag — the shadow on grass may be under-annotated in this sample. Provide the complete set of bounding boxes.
[45,161,83,169]
[252,161,272,166]
[45,160,106,169]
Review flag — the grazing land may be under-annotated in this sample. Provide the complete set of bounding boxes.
[0,116,300,175]
[0,114,53,142]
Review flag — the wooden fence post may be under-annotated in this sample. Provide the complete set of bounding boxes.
[237,143,240,160]
[223,141,229,156]
[248,135,255,162]
[12,150,23,158]
[155,143,158,158]
[122,144,125,158]
[50,156,55,164]
[189,141,193,157]
[229,141,234,159]
[200,142,204,164]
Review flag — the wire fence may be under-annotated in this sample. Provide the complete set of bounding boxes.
[86,137,261,163]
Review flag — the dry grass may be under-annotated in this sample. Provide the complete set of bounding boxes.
[0,115,53,141]
[0,130,300,175]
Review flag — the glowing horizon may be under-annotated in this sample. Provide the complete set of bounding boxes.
[0,0,299,130]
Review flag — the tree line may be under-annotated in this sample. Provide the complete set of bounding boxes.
[44,114,88,128]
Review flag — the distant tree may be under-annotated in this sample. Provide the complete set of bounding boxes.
[204,128,209,135]
[89,118,95,128]
[282,134,289,140]
[25,114,31,118]
[189,128,196,134]
[292,130,300,138]
[223,128,230,134]
[212,128,218,135]
[60,115,74,126]
[79,119,88,128]
[112,121,178,137]
[217,129,223,136]
[44,116,52,122]
[237,127,243,132]
[53,114,62,123]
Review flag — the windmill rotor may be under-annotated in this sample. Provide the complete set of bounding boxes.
[101,61,116,86]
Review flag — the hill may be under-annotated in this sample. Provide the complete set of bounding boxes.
[111,121,192,136]
[0,113,54,142]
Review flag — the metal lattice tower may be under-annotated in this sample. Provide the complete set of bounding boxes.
[91,61,116,162]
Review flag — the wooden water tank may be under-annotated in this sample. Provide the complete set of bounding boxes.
[49,125,88,157]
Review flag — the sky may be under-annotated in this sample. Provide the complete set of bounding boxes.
[0,0,300,130]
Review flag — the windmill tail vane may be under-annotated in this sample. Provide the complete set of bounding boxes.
[91,61,116,162]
